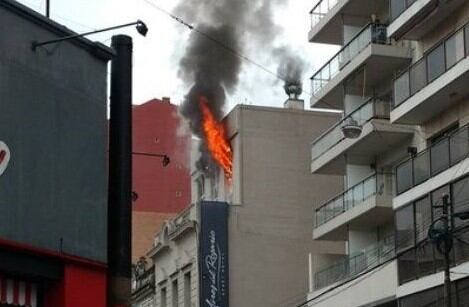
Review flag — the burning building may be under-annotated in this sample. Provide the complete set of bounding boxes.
[147,102,345,307]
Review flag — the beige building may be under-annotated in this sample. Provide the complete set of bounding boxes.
[148,103,345,307]
[306,0,469,306]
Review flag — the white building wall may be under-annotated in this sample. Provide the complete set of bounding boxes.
[307,261,398,307]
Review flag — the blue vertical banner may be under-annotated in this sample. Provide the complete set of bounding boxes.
[199,201,229,307]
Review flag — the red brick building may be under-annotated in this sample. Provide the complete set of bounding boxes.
[131,98,191,263]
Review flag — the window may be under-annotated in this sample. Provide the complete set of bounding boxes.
[196,175,205,200]
[410,59,427,95]
[416,243,434,277]
[390,0,406,21]
[161,287,167,307]
[426,44,445,82]
[445,29,465,68]
[395,204,415,252]
[465,25,469,56]
[393,72,410,106]
[172,280,178,307]
[398,249,417,284]
[415,196,431,242]
[396,159,413,194]
[432,185,450,222]
[450,126,469,164]
[413,151,430,185]
[430,138,450,175]
[396,174,469,285]
[184,273,191,307]
[452,176,469,226]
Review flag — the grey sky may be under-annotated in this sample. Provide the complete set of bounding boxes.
[18,0,337,112]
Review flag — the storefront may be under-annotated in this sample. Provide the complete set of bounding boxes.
[0,275,38,307]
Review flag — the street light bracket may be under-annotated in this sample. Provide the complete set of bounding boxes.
[32,20,148,51]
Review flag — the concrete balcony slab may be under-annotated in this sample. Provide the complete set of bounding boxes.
[311,119,414,175]
[311,44,411,109]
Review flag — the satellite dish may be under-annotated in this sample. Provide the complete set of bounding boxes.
[341,118,362,139]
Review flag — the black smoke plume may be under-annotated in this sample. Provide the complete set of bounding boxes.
[176,0,306,175]
[275,47,306,96]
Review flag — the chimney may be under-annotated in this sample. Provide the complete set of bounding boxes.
[162,96,171,104]
[283,83,304,110]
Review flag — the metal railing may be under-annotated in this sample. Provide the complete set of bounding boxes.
[395,125,469,195]
[314,173,393,228]
[311,98,390,162]
[132,267,155,293]
[389,0,418,22]
[311,23,388,96]
[314,234,395,290]
[393,21,469,107]
[310,0,339,29]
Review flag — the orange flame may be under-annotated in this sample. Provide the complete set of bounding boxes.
[199,96,233,179]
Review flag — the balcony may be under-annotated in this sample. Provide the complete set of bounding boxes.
[311,98,414,174]
[131,266,155,297]
[313,173,394,240]
[313,235,395,290]
[310,23,411,109]
[395,124,469,195]
[308,0,382,44]
[392,22,469,124]
[388,0,467,40]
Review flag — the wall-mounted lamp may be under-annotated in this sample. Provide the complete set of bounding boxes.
[132,151,171,167]
[407,146,417,156]
[341,118,362,139]
[32,20,148,51]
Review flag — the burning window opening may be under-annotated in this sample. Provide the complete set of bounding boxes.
[199,96,233,180]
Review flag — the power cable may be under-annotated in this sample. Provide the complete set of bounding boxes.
[299,199,469,307]
[141,0,339,110]
[298,214,455,307]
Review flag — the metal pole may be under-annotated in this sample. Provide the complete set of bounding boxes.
[442,194,452,307]
[32,21,141,50]
[108,35,133,307]
[45,0,50,17]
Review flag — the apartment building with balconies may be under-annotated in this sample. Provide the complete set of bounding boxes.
[305,0,469,306]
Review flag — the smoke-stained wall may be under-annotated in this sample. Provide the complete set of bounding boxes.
[0,2,111,262]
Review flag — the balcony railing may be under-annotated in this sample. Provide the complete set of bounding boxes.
[315,173,393,228]
[389,0,418,22]
[311,23,388,96]
[132,267,155,294]
[311,98,390,162]
[393,21,469,107]
[310,0,339,29]
[314,234,395,290]
[395,125,469,195]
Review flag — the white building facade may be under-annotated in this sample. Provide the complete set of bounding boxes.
[147,204,199,307]
[306,0,469,306]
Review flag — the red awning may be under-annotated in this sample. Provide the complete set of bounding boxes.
[0,276,37,307]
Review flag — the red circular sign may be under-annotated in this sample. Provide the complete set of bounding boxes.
[0,141,10,176]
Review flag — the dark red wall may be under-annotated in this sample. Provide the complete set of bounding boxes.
[132,98,191,213]
[44,263,106,307]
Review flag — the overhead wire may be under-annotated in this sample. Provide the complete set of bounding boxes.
[299,175,469,307]
[141,0,339,110]
[296,209,469,307]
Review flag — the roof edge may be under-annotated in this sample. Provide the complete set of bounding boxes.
[1,0,115,61]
